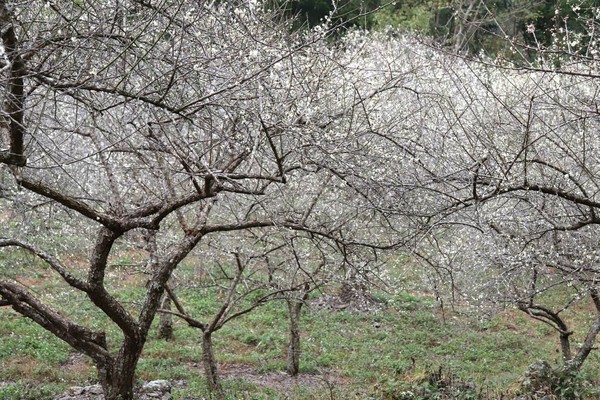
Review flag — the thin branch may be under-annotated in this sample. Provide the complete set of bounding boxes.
[0,238,89,291]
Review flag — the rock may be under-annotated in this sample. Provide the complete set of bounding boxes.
[70,387,85,396]
[55,380,172,400]
[138,380,172,400]
[54,384,104,399]
[521,360,558,397]
[87,385,104,395]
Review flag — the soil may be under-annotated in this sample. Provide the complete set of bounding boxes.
[49,356,350,399]
[185,361,349,394]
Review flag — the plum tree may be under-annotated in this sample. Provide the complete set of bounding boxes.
[0,1,414,398]
[0,1,400,398]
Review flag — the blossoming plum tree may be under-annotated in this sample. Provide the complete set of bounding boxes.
[0,1,404,398]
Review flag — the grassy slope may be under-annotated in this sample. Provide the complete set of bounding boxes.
[2,278,600,400]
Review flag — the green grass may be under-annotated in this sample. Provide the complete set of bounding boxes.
[2,271,600,399]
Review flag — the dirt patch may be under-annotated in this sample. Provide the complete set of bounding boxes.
[309,294,385,313]
[3,355,42,376]
[60,352,93,377]
[187,362,350,394]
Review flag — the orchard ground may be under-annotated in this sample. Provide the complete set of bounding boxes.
[2,259,600,399]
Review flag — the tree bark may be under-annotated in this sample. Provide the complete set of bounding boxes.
[157,294,174,341]
[0,3,26,167]
[566,290,600,371]
[99,337,144,400]
[567,314,600,371]
[559,332,572,361]
[286,298,303,376]
[202,331,221,393]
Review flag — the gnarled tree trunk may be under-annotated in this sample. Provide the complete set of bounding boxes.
[202,331,221,393]
[99,337,144,400]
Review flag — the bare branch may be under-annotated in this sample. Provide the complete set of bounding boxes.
[0,281,111,362]
[0,238,89,291]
